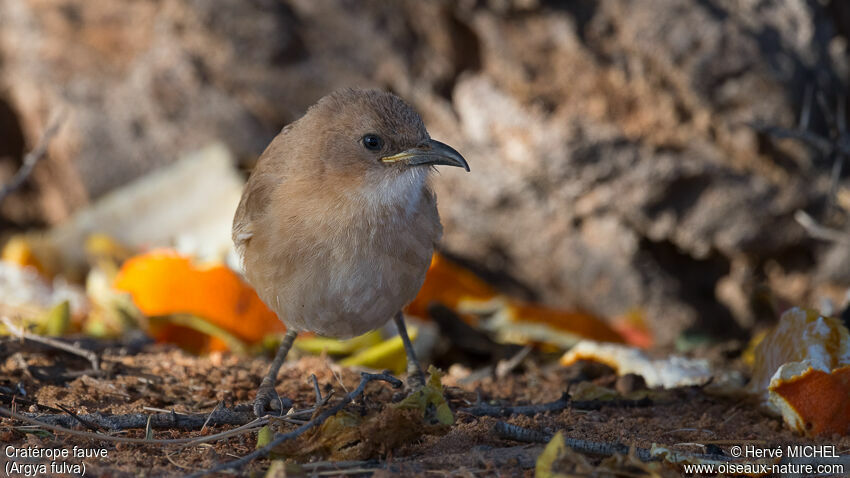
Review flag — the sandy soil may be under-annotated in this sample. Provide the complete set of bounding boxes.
[1,340,847,477]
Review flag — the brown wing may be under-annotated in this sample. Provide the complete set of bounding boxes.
[232,125,293,258]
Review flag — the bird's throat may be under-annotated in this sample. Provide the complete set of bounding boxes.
[359,167,429,219]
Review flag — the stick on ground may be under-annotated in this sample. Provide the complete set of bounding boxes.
[187,372,402,478]
[1,316,100,371]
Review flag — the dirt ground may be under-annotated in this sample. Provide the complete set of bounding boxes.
[1,339,848,477]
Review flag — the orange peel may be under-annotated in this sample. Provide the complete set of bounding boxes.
[114,249,284,352]
[769,364,850,436]
[408,253,628,347]
[748,307,850,436]
[405,253,497,322]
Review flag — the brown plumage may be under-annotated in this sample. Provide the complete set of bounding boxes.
[232,88,469,416]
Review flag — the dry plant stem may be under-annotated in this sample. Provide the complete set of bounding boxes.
[0,405,268,445]
[494,420,653,460]
[495,345,532,378]
[309,373,329,406]
[1,317,100,371]
[794,209,850,244]
[494,421,736,465]
[188,372,403,478]
[751,89,850,214]
[200,402,223,434]
[55,403,104,432]
[0,113,65,202]
[460,394,571,417]
[493,421,551,443]
[14,407,257,431]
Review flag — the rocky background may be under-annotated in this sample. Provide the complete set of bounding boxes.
[1,0,849,345]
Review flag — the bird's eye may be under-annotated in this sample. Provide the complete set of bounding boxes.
[362,134,383,151]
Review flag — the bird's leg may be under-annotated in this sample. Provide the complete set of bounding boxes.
[393,311,426,390]
[254,329,298,417]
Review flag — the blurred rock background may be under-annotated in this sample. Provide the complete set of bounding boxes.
[1,0,849,345]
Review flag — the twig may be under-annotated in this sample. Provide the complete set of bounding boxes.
[326,357,350,394]
[176,418,269,449]
[0,113,65,202]
[751,88,850,215]
[494,421,738,467]
[145,416,154,440]
[494,421,650,461]
[459,393,652,418]
[495,345,532,378]
[187,372,403,478]
[794,209,849,243]
[143,407,188,415]
[1,316,100,371]
[493,421,551,443]
[200,402,222,435]
[55,404,104,432]
[0,405,268,445]
[309,373,329,406]
[750,122,833,155]
[459,394,571,417]
[562,435,653,461]
[13,407,256,431]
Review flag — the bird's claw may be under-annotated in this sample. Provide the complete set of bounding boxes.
[253,384,292,417]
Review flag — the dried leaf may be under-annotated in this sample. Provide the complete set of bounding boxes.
[39,300,70,337]
[535,432,569,478]
[256,425,274,449]
[263,460,287,478]
[144,416,153,441]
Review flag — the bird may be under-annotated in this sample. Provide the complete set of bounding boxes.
[232,88,469,416]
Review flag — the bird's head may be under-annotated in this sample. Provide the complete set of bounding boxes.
[296,89,469,196]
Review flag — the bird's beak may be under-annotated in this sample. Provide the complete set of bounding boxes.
[380,139,470,171]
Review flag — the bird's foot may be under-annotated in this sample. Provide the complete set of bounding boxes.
[253,383,293,417]
[406,369,426,392]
